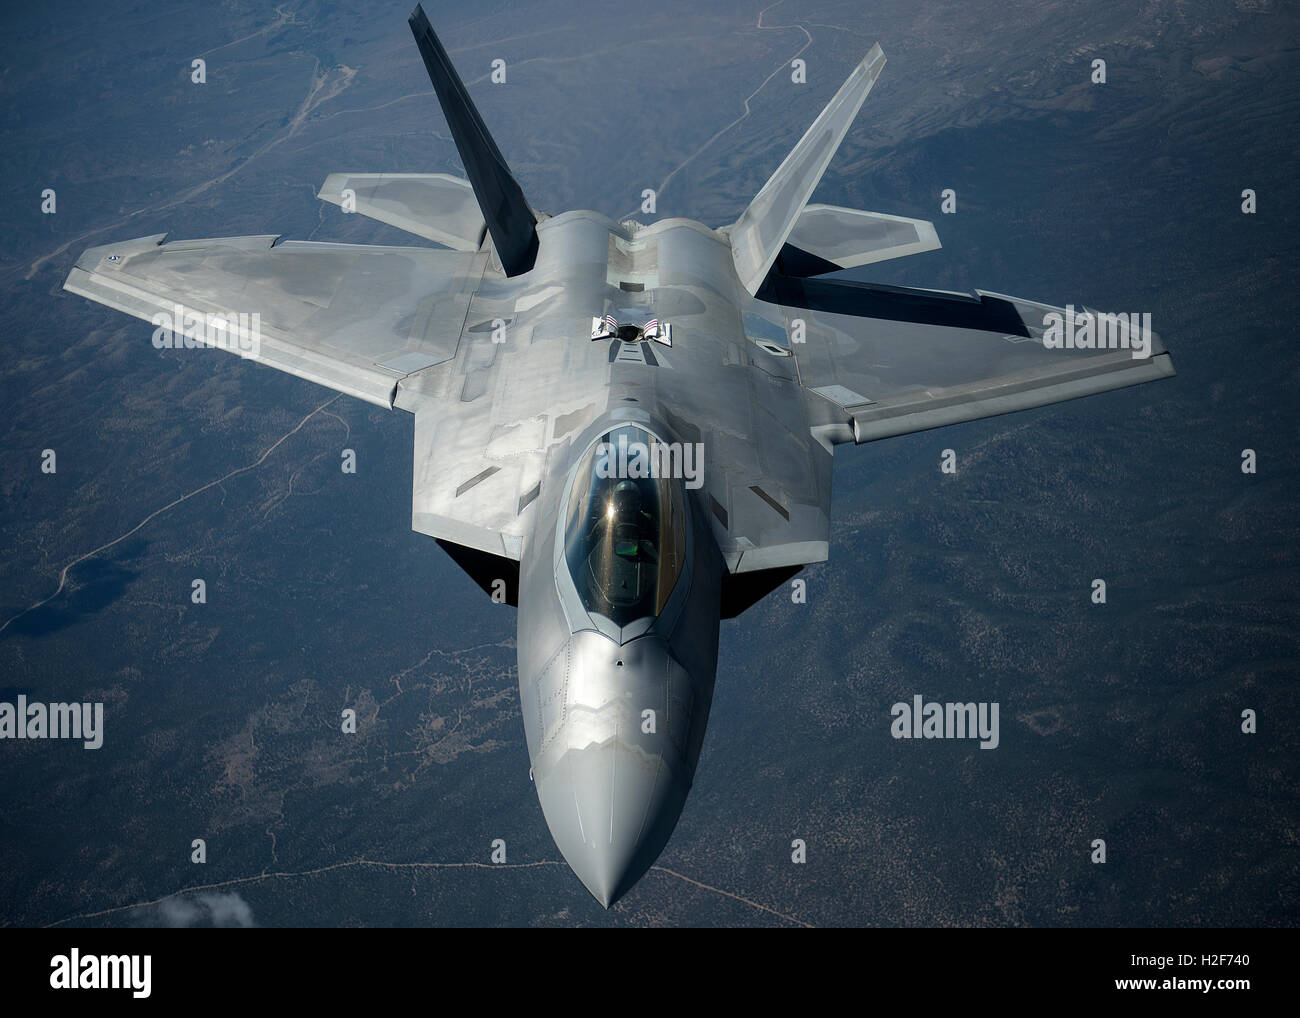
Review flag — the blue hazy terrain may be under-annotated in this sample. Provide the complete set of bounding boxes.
[0,0,1296,926]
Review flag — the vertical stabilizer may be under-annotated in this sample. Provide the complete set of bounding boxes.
[728,44,885,294]
[408,5,539,276]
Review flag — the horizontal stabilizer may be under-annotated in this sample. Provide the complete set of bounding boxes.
[727,44,886,294]
[778,204,940,276]
[318,173,487,250]
[409,4,538,276]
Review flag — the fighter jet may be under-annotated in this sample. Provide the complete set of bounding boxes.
[63,6,1174,907]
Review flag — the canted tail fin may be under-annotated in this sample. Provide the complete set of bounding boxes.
[727,44,885,294]
[408,4,539,276]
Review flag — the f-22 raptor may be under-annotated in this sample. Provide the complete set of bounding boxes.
[64,6,1174,907]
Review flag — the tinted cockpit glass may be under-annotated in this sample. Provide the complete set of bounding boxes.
[563,426,687,627]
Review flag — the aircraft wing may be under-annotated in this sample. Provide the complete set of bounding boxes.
[782,204,941,271]
[63,232,556,560]
[63,233,486,408]
[760,279,1175,443]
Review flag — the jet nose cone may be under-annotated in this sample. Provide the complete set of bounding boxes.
[536,739,689,908]
[525,630,710,906]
